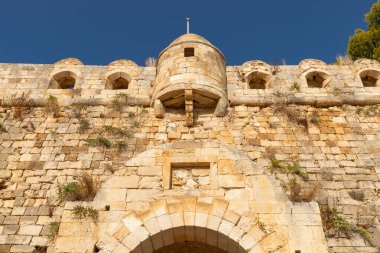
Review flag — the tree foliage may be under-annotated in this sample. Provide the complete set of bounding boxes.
[348,1,380,61]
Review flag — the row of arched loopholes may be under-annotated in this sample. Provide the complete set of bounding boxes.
[247,69,380,89]
[48,71,131,90]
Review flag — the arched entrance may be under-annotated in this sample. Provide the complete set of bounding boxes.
[134,225,243,253]
[153,241,227,253]
[54,142,328,253]
[103,198,263,253]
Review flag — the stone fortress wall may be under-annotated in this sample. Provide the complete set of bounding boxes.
[0,34,379,253]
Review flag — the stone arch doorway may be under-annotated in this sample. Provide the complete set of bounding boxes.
[55,141,328,253]
[135,225,243,253]
[99,198,262,253]
[153,241,227,253]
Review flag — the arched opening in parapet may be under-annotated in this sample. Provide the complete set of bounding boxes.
[359,69,380,87]
[105,72,130,90]
[247,71,270,89]
[305,71,330,88]
[49,71,77,89]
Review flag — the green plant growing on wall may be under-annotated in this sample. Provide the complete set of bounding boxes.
[320,206,372,245]
[48,221,60,242]
[268,157,320,202]
[46,95,60,118]
[289,82,301,92]
[355,226,373,245]
[72,205,86,218]
[274,90,286,98]
[356,105,379,116]
[274,105,308,128]
[309,112,320,125]
[104,125,131,138]
[328,87,342,96]
[132,120,140,128]
[58,182,81,201]
[6,92,31,119]
[79,119,90,133]
[110,94,127,113]
[58,173,99,201]
[115,140,128,152]
[72,205,99,222]
[127,111,136,118]
[284,177,319,202]
[86,136,112,148]
[139,107,149,115]
[111,98,122,112]
[72,104,87,118]
[269,158,309,181]
[321,206,353,238]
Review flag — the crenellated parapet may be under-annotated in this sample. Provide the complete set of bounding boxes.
[0,34,380,116]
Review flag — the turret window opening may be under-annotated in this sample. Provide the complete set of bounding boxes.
[184,48,194,57]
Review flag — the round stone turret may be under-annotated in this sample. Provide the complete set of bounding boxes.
[152,33,228,124]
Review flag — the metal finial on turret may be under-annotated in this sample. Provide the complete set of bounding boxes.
[186,17,190,34]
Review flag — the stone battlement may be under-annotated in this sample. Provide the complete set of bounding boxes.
[1,57,380,109]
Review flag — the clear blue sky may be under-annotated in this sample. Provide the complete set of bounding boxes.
[0,0,376,66]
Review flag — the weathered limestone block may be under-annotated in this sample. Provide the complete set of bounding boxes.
[218,175,245,188]
[10,245,35,253]
[55,236,96,253]
[18,225,42,235]
[94,189,127,202]
[102,176,140,189]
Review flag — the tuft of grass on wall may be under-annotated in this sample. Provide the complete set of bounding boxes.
[320,205,373,245]
[6,92,32,119]
[79,119,90,133]
[46,95,60,118]
[58,173,99,202]
[48,222,60,242]
[269,158,309,181]
[274,105,308,128]
[72,205,99,222]
[86,136,112,148]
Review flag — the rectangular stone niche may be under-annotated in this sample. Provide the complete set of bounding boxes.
[163,162,217,190]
